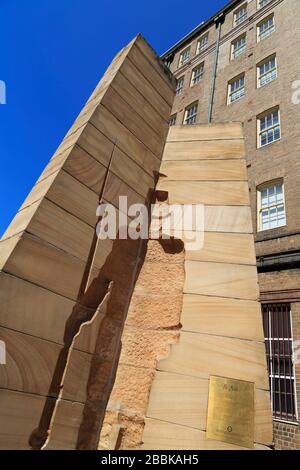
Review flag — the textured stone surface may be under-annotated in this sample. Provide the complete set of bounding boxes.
[99,238,185,449]
[0,35,174,450]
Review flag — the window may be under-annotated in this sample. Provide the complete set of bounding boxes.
[258,0,271,8]
[228,74,245,104]
[231,34,247,60]
[178,47,190,67]
[191,63,204,86]
[262,303,297,422]
[169,114,177,127]
[183,102,198,125]
[258,107,281,147]
[257,15,275,41]
[257,181,286,231]
[257,55,277,87]
[196,34,208,54]
[234,4,247,26]
[175,76,184,96]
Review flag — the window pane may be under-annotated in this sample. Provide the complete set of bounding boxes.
[274,126,281,140]
[261,116,267,131]
[259,0,271,7]
[179,48,190,66]
[197,34,208,53]
[259,56,277,87]
[261,132,267,146]
[191,64,204,85]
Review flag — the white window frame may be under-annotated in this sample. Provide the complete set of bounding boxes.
[183,102,198,125]
[257,14,275,42]
[257,54,277,88]
[190,63,204,86]
[231,34,247,60]
[178,47,190,67]
[257,0,271,9]
[196,33,209,54]
[233,4,248,27]
[175,76,184,96]
[257,180,286,231]
[169,114,177,127]
[257,107,281,148]
[227,74,245,104]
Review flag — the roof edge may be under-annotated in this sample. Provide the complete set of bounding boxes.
[160,0,241,59]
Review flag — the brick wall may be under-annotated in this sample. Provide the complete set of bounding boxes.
[274,421,300,450]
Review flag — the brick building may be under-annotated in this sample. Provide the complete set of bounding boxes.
[162,0,300,449]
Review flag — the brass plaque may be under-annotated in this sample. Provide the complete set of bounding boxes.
[206,376,254,449]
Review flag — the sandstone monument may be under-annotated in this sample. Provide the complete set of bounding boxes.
[0,35,272,450]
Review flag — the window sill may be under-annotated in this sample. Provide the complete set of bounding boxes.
[227,97,245,106]
[190,81,203,88]
[257,32,275,44]
[234,19,248,29]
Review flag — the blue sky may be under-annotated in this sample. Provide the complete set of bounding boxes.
[0,0,227,235]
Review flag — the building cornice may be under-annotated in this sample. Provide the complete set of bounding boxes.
[161,0,281,61]
[260,289,300,303]
[257,250,300,272]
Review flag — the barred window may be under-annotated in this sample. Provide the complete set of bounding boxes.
[183,102,198,125]
[262,304,297,422]
[258,55,277,88]
[257,15,275,42]
[258,108,281,147]
[196,34,208,54]
[178,47,190,67]
[234,4,247,26]
[191,63,204,86]
[175,76,184,96]
[228,74,245,104]
[169,114,177,127]
[231,34,246,60]
[257,181,286,231]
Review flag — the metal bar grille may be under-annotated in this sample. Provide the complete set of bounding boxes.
[262,303,297,422]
